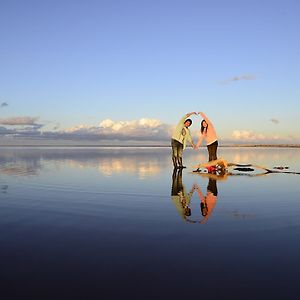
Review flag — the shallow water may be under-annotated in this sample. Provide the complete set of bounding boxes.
[1,147,300,299]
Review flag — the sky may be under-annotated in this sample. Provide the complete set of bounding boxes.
[0,0,299,145]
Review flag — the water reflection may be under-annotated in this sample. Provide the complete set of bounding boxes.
[171,170,259,223]
[194,180,218,224]
[171,169,194,220]
[171,169,221,224]
[1,185,8,193]
[0,164,40,176]
[99,158,161,179]
[1,147,300,178]
[0,147,167,178]
[0,149,42,176]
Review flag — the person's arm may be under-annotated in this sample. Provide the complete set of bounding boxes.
[198,112,213,126]
[186,188,195,205]
[186,112,197,118]
[176,112,197,127]
[196,133,205,148]
[193,184,205,202]
[186,130,196,148]
[184,112,196,148]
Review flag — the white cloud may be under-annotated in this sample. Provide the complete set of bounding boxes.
[232,130,265,140]
[99,119,114,129]
[65,124,97,133]
[60,118,171,142]
[231,130,282,143]
[0,116,171,143]
[138,118,162,128]
[1,116,296,145]
[99,118,163,132]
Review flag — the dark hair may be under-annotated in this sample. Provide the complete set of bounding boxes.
[184,206,191,216]
[200,202,208,216]
[185,118,192,126]
[200,119,208,134]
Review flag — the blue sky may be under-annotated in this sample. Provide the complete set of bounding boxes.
[0,0,299,144]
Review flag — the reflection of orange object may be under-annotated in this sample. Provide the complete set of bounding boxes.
[206,166,216,173]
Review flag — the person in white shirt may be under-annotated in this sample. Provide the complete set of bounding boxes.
[171,112,197,169]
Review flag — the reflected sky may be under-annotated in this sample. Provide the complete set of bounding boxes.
[0,147,168,178]
[1,146,300,177]
[1,146,299,224]
[1,147,300,298]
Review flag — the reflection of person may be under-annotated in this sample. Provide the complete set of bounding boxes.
[196,112,218,162]
[171,112,197,169]
[171,169,194,220]
[193,179,218,223]
[196,171,228,181]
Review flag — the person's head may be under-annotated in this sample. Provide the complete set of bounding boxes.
[184,118,192,128]
[184,206,191,216]
[200,201,208,216]
[200,119,208,134]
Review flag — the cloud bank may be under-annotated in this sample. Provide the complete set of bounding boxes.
[232,130,266,141]
[0,116,297,145]
[231,129,283,144]
[0,116,39,125]
[62,118,172,141]
[0,117,173,143]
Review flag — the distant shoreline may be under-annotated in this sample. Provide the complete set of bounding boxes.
[0,144,299,148]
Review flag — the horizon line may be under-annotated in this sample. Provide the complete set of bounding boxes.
[0,144,299,148]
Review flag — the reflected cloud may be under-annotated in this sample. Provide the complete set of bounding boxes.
[99,158,161,179]
[1,147,299,180]
[231,151,281,164]
[0,165,39,176]
[0,147,169,178]
[0,151,42,176]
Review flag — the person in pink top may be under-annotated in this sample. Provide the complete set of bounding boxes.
[193,179,218,224]
[195,112,218,162]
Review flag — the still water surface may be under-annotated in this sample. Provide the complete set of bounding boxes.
[1,147,300,299]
